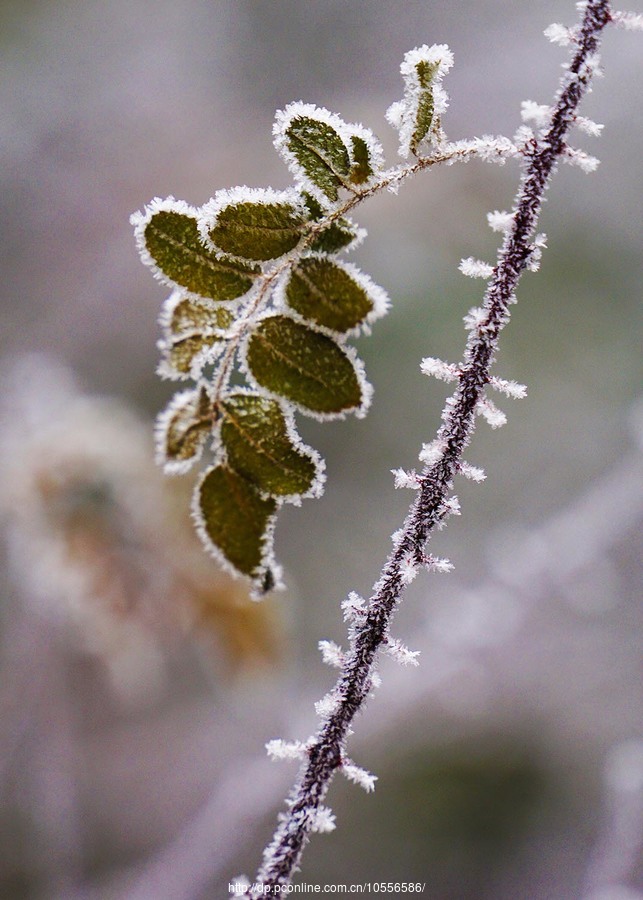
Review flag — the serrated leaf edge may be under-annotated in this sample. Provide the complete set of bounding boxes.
[198,186,308,264]
[238,312,374,422]
[191,465,284,598]
[274,254,390,338]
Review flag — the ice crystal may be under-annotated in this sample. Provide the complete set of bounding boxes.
[476,398,508,429]
[612,11,643,30]
[310,806,337,833]
[420,357,460,382]
[460,461,486,482]
[318,639,344,668]
[392,468,420,490]
[544,23,579,46]
[342,760,377,792]
[486,210,514,233]
[384,637,421,666]
[459,257,495,279]
[265,739,308,761]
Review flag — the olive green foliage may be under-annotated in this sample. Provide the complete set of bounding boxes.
[132,104,388,593]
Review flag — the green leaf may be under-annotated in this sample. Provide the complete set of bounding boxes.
[143,208,258,299]
[301,192,358,254]
[349,135,373,185]
[409,61,439,155]
[221,393,320,497]
[285,116,351,201]
[160,387,211,468]
[310,220,359,254]
[165,334,222,376]
[285,258,373,333]
[246,315,363,415]
[196,465,276,580]
[207,200,305,261]
[169,295,233,336]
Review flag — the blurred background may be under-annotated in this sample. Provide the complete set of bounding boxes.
[1,1,642,898]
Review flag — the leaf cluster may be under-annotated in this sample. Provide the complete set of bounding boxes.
[132,105,392,594]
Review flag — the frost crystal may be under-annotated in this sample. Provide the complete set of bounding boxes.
[489,376,528,399]
[419,439,445,467]
[459,257,494,279]
[476,398,507,429]
[574,115,604,137]
[399,553,419,585]
[487,210,513,233]
[460,462,486,482]
[310,806,337,833]
[318,639,344,668]
[392,468,420,490]
[544,23,578,46]
[342,760,378,792]
[385,637,421,666]
[612,11,643,30]
[562,146,600,173]
[315,691,340,718]
[420,357,460,382]
[266,739,307,761]
[424,555,454,574]
[463,306,487,332]
[341,591,367,622]
[521,100,552,129]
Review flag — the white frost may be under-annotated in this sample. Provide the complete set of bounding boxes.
[459,257,494,279]
[342,760,378,792]
[486,210,514,233]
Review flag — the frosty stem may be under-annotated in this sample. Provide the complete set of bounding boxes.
[250,0,613,892]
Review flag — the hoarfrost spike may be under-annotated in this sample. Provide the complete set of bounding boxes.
[318,640,344,668]
[384,637,421,666]
[342,759,378,793]
[266,740,308,761]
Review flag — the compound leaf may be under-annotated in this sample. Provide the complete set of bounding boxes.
[136,203,258,299]
[196,465,277,582]
[246,315,363,416]
[206,198,305,262]
[221,393,320,497]
[284,257,374,333]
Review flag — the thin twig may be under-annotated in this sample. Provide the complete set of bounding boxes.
[248,1,614,893]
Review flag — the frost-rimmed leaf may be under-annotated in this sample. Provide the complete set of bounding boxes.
[274,103,384,204]
[161,290,234,337]
[244,315,370,419]
[386,44,454,158]
[194,464,278,590]
[302,193,363,255]
[158,333,225,380]
[221,391,324,499]
[200,187,306,262]
[131,197,258,300]
[278,256,389,335]
[155,385,212,474]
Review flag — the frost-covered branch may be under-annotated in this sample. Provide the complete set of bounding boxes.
[247,0,617,892]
